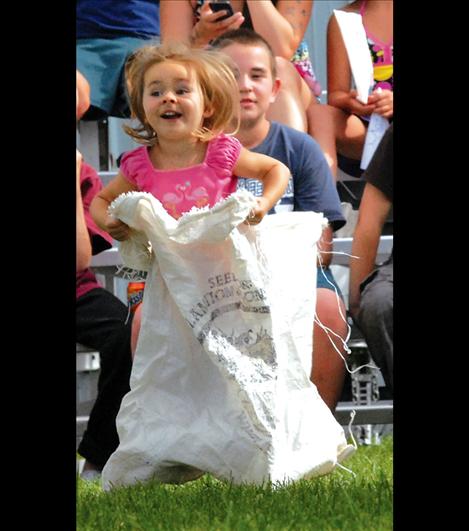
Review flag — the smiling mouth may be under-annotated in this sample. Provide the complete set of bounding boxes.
[161,111,182,119]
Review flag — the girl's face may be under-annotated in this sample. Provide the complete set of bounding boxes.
[142,60,211,142]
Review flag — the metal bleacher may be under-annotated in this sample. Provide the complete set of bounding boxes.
[76,343,100,449]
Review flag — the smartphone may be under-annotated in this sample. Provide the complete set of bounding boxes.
[209,2,234,21]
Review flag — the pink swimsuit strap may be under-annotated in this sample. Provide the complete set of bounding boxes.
[359,0,393,62]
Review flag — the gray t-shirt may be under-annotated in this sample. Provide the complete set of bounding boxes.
[236,121,345,231]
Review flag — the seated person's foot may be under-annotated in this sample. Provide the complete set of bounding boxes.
[80,460,102,481]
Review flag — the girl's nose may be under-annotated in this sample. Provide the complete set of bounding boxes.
[162,91,176,103]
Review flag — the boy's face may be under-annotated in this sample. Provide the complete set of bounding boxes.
[220,43,280,127]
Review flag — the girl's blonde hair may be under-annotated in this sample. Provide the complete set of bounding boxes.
[123,41,240,145]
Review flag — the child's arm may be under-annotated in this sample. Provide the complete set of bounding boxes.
[233,148,290,224]
[90,173,138,241]
[326,13,376,116]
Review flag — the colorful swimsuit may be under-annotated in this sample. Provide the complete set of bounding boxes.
[360,0,393,92]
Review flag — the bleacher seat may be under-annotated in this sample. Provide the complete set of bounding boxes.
[76,343,100,449]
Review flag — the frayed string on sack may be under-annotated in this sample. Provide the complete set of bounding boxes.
[336,411,358,477]
[315,249,380,375]
[336,461,357,477]
[347,410,358,450]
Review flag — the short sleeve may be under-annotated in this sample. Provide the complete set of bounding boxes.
[119,146,149,187]
[287,132,346,232]
[205,134,242,178]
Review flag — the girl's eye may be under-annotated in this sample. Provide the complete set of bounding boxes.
[176,87,190,95]
[151,90,162,97]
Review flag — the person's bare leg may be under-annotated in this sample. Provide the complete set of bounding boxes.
[311,288,348,412]
[307,105,369,181]
[266,57,312,132]
[268,89,307,132]
[335,112,369,160]
[307,103,341,179]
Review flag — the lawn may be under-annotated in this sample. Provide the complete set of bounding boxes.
[77,435,393,530]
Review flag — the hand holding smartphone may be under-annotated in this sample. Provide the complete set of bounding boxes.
[209,2,234,21]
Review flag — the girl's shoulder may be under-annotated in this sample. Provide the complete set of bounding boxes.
[329,2,359,26]
[119,145,152,181]
[342,0,362,13]
[205,134,242,172]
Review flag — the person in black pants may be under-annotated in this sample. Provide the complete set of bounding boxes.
[349,124,393,393]
[76,290,132,478]
[77,153,132,480]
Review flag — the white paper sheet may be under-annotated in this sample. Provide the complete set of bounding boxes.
[333,9,373,104]
[333,9,390,171]
[360,111,389,170]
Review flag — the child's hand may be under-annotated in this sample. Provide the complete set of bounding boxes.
[347,89,376,116]
[105,216,131,241]
[368,88,393,119]
[245,197,270,226]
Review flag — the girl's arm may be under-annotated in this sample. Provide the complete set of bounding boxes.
[160,0,195,45]
[246,0,313,59]
[160,0,244,48]
[89,173,138,241]
[233,148,290,223]
[326,13,375,116]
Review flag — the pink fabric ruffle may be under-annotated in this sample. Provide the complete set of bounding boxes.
[205,134,242,177]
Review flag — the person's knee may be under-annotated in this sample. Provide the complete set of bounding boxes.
[315,288,347,336]
[308,103,337,119]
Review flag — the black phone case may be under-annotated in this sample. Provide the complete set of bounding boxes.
[209,2,234,21]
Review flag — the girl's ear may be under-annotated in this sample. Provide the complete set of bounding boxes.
[203,105,214,118]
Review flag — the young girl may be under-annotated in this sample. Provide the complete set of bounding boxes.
[328,0,393,123]
[308,0,393,178]
[90,41,290,354]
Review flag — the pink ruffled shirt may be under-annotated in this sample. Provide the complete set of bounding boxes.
[120,134,242,219]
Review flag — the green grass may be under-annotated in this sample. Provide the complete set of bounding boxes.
[77,435,393,530]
